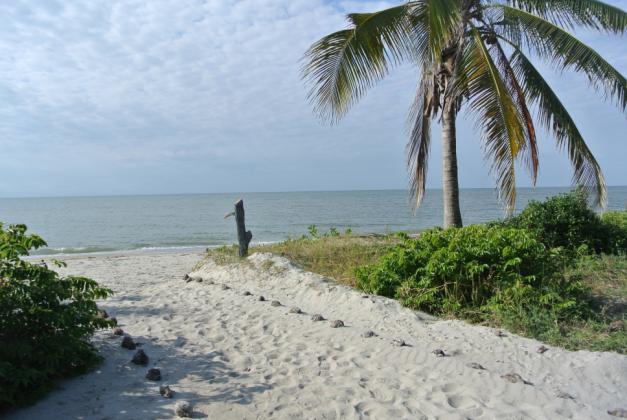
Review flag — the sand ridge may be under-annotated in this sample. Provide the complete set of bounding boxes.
[6,251,626,419]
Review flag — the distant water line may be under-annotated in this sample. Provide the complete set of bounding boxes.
[1,187,625,256]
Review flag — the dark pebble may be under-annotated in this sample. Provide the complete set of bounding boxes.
[289,307,302,314]
[556,391,575,400]
[330,320,344,328]
[121,336,136,350]
[501,372,533,385]
[113,327,124,336]
[242,291,252,296]
[258,296,266,301]
[131,349,149,365]
[466,362,485,370]
[432,349,447,357]
[537,345,549,354]
[175,401,193,418]
[159,384,174,398]
[608,408,627,418]
[362,330,376,338]
[392,338,406,347]
[145,368,161,381]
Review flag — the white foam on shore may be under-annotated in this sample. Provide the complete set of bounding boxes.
[7,251,626,419]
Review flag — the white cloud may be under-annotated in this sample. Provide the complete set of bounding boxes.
[0,0,624,197]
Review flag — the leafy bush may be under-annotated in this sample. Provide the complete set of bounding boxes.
[356,225,590,322]
[0,224,114,408]
[498,189,625,254]
[601,211,627,253]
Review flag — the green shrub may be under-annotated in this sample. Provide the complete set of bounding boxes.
[498,189,617,253]
[355,225,590,321]
[601,211,627,253]
[0,224,114,408]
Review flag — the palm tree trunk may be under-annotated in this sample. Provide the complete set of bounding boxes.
[441,103,463,228]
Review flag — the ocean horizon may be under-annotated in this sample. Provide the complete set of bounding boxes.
[1,186,625,256]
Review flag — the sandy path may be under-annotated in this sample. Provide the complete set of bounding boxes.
[7,252,626,419]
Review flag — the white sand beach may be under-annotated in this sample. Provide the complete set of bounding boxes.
[7,251,627,419]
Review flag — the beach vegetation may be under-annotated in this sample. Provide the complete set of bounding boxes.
[0,223,114,408]
[206,193,626,352]
[302,0,626,227]
[206,234,400,286]
[496,189,627,254]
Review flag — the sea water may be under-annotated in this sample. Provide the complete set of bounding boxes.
[0,187,625,255]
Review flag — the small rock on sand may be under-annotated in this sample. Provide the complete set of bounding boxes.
[608,408,627,418]
[556,391,575,400]
[271,300,281,307]
[113,327,124,336]
[131,349,149,365]
[258,296,266,301]
[175,401,193,418]
[145,368,161,381]
[311,314,325,321]
[467,362,485,370]
[159,384,174,398]
[330,320,344,328]
[242,291,252,296]
[495,330,506,337]
[121,336,136,350]
[362,330,376,338]
[537,345,549,354]
[432,349,447,357]
[392,339,406,347]
[501,372,533,385]
[289,307,301,314]
[221,284,230,290]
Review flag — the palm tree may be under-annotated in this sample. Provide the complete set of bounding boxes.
[302,0,626,227]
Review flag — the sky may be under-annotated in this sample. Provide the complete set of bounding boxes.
[0,0,625,198]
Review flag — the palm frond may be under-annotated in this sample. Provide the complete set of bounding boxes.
[509,47,608,206]
[505,0,627,33]
[301,4,415,122]
[406,69,434,209]
[424,0,461,62]
[460,28,530,213]
[489,39,539,183]
[494,5,627,112]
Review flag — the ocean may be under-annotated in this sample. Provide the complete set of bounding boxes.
[1,187,625,256]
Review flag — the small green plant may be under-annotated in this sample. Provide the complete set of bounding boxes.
[327,227,340,237]
[0,223,114,408]
[344,228,353,235]
[307,225,319,238]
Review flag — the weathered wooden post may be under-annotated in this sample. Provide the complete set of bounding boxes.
[234,199,252,257]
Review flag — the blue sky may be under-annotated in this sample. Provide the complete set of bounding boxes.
[0,0,625,197]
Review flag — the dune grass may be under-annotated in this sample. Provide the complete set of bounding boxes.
[205,233,401,286]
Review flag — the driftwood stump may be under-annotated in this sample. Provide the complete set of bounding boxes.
[234,199,252,257]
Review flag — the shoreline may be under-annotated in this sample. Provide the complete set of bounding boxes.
[26,242,287,260]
